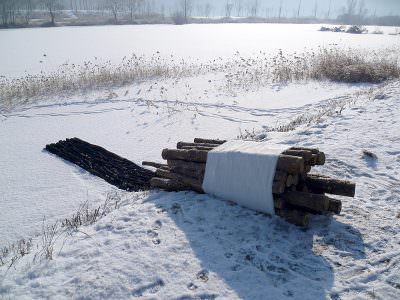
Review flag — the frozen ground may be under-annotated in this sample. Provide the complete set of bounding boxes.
[0,23,399,77]
[1,80,399,299]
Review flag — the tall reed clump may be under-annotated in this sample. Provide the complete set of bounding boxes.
[0,53,201,111]
[309,47,400,83]
[223,46,400,93]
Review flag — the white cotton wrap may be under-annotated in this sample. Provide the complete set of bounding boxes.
[202,140,287,215]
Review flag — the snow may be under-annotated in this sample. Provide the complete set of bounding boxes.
[0,23,399,77]
[203,140,287,215]
[0,23,399,299]
[0,80,373,245]
[1,80,399,299]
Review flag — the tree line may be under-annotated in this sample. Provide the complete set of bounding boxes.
[1,0,399,28]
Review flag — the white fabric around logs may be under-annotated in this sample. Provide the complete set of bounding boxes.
[202,140,287,215]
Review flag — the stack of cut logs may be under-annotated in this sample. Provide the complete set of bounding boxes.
[143,138,356,227]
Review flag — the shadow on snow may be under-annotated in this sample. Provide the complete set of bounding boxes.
[145,190,366,300]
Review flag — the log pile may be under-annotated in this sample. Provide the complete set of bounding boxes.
[144,138,356,227]
[45,138,155,191]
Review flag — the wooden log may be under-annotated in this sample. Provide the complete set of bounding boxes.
[193,138,226,145]
[179,145,215,151]
[273,179,286,194]
[169,165,204,180]
[167,160,206,173]
[162,149,208,163]
[45,138,154,192]
[164,150,304,174]
[273,198,286,210]
[286,174,299,187]
[316,152,326,165]
[310,154,318,165]
[308,173,330,178]
[305,175,355,197]
[142,161,167,169]
[274,170,288,181]
[276,155,305,174]
[150,177,188,191]
[177,142,220,149]
[328,199,342,214]
[155,169,204,193]
[290,146,319,154]
[281,191,331,213]
[296,181,310,193]
[275,208,311,227]
[282,149,313,163]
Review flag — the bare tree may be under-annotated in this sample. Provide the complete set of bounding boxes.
[297,0,301,18]
[358,0,367,17]
[346,0,357,15]
[127,0,140,22]
[225,0,233,18]
[278,0,283,19]
[250,0,259,17]
[179,0,192,23]
[234,0,243,17]
[42,0,62,25]
[326,0,332,19]
[313,1,318,19]
[22,0,36,24]
[265,7,270,19]
[204,2,212,18]
[108,0,123,24]
[1,0,10,26]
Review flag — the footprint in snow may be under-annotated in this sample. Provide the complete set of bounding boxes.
[131,278,165,297]
[224,252,233,258]
[147,229,161,245]
[152,238,161,245]
[152,220,162,230]
[147,229,158,238]
[196,270,209,282]
[187,282,198,290]
[171,203,182,214]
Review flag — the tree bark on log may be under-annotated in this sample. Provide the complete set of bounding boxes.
[155,168,204,193]
[160,151,304,175]
[281,191,331,213]
[142,161,168,169]
[179,145,215,151]
[276,155,305,174]
[328,198,342,214]
[275,208,311,227]
[167,159,206,178]
[150,177,189,192]
[177,142,220,149]
[290,146,319,154]
[282,149,313,163]
[45,138,154,191]
[194,138,226,145]
[305,175,356,197]
[162,149,208,163]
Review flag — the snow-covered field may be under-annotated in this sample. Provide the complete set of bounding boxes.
[0,24,399,299]
[0,23,399,78]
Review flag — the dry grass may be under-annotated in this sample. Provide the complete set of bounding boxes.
[0,53,202,111]
[236,86,383,140]
[310,48,400,83]
[223,47,400,94]
[262,87,383,133]
[1,46,399,112]
[0,191,140,269]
